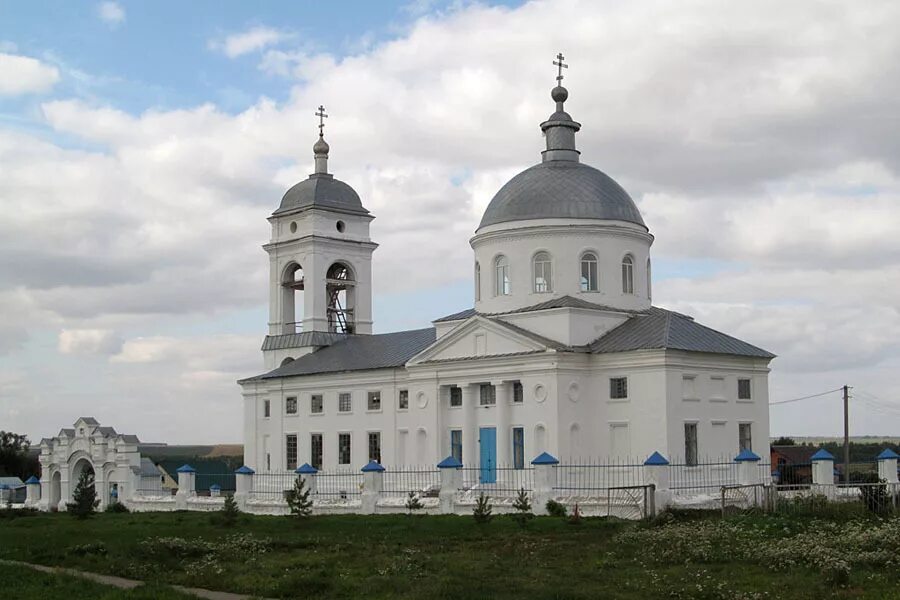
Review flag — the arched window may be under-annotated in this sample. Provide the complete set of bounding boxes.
[494,255,510,296]
[281,262,304,333]
[532,252,552,293]
[646,258,652,301]
[326,262,355,333]
[474,262,481,301]
[580,252,598,292]
[621,255,634,294]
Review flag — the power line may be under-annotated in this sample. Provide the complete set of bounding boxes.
[769,387,844,406]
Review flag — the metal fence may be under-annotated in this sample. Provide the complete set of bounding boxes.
[459,466,534,498]
[555,458,644,493]
[669,457,739,496]
[250,471,296,501]
[195,473,235,495]
[382,466,442,498]
[315,469,363,498]
[772,482,900,516]
[135,477,172,497]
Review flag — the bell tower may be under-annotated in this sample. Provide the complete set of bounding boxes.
[261,106,377,369]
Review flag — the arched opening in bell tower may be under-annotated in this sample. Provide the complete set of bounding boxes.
[326,262,355,334]
[281,262,304,333]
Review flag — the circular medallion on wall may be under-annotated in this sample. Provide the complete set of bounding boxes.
[534,383,547,403]
[567,381,580,402]
[416,391,428,409]
[290,221,297,233]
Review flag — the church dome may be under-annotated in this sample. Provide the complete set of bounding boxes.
[478,160,645,229]
[275,174,368,216]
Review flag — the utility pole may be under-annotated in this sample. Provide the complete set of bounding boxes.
[843,384,850,485]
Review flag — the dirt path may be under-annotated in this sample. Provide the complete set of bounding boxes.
[0,559,272,599]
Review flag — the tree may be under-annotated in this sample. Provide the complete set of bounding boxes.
[218,494,240,527]
[473,492,492,524]
[0,431,38,480]
[285,476,313,518]
[405,491,424,513]
[772,437,796,446]
[567,502,582,525]
[67,469,98,519]
[511,487,533,526]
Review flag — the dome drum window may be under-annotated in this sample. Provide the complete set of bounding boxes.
[474,262,481,301]
[533,252,552,293]
[621,255,634,295]
[580,252,598,292]
[494,255,511,296]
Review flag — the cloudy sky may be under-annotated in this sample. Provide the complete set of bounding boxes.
[2,0,899,445]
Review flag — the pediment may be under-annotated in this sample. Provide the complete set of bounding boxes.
[408,315,554,365]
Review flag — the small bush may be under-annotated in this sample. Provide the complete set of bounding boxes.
[511,488,533,527]
[285,476,313,518]
[68,542,108,556]
[105,501,129,513]
[216,494,240,527]
[473,493,492,524]
[545,499,567,518]
[67,468,99,519]
[567,503,582,525]
[405,491,424,513]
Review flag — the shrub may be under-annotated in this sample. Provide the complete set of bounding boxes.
[217,494,240,527]
[67,468,99,519]
[285,476,313,518]
[68,542,108,556]
[473,493,492,524]
[105,501,129,513]
[405,491,424,513]
[545,499,567,518]
[567,503,582,525]
[511,487,532,527]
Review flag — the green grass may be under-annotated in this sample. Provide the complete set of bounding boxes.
[0,563,196,599]
[1,509,899,598]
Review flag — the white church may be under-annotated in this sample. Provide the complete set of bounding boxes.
[238,59,774,476]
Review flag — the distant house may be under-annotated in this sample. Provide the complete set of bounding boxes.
[0,477,26,504]
[771,445,815,484]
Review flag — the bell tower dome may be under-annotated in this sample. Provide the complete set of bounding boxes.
[261,106,377,369]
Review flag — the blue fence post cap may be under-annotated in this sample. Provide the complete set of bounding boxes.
[0,484,7,490]
[234,466,255,475]
[644,451,670,466]
[296,463,318,474]
[437,456,463,469]
[176,464,196,473]
[209,484,221,490]
[811,448,835,461]
[361,461,385,472]
[876,448,900,460]
[25,476,40,484]
[531,452,559,465]
[734,449,761,462]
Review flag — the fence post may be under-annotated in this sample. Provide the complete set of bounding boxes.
[437,456,462,514]
[25,476,41,507]
[876,449,900,483]
[234,466,254,510]
[209,484,221,498]
[643,451,671,516]
[361,461,384,514]
[811,448,835,489]
[175,464,196,509]
[296,463,319,495]
[531,452,559,515]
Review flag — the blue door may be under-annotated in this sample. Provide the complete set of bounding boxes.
[479,427,497,484]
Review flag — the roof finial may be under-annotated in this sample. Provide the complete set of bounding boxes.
[540,52,580,163]
[312,104,330,175]
[553,52,568,85]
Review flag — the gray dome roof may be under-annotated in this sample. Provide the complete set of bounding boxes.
[275,174,368,216]
[478,160,645,230]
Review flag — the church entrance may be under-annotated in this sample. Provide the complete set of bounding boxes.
[479,427,497,484]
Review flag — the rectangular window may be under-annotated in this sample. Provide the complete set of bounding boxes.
[311,394,323,414]
[512,381,524,403]
[479,383,496,406]
[368,432,381,463]
[310,433,323,470]
[263,399,270,418]
[338,433,351,465]
[338,392,352,413]
[367,390,381,411]
[450,429,463,463]
[610,377,628,400]
[398,389,409,410]
[711,376,726,400]
[684,423,698,467]
[512,427,524,469]
[682,376,697,400]
[449,386,462,407]
[285,396,298,415]
[738,378,752,400]
[739,423,752,452]
[285,434,297,470]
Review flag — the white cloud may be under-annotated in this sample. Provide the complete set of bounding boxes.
[4,0,900,441]
[210,26,289,58]
[0,53,60,95]
[58,329,123,356]
[97,2,125,26]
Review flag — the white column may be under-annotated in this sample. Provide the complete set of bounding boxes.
[437,457,462,514]
[57,476,70,512]
[234,466,254,510]
[25,477,41,507]
[361,461,384,514]
[735,450,763,486]
[495,381,510,466]
[811,449,836,487]
[531,452,559,516]
[175,464,196,509]
[297,463,319,495]
[461,384,477,470]
[642,452,671,516]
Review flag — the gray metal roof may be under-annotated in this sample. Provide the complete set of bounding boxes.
[59,428,75,438]
[120,434,140,444]
[140,457,160,478]
[434,295,645,323]
[478,160,645,230]
[0,477,24,488]
[274,174,368,217]
[590,307,775,359]
[261,331,348,351]
[98,426,117,437]
[244,328,437,381]
[78,417,99,425]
